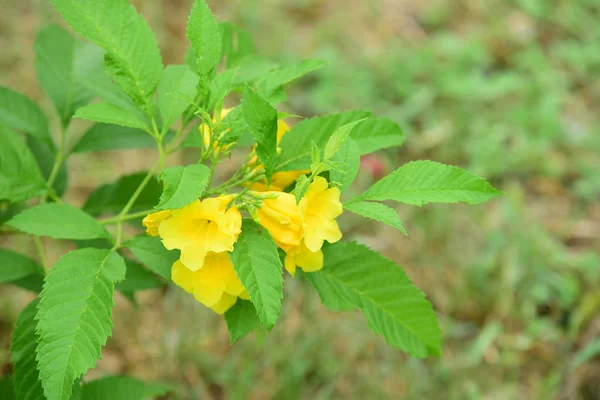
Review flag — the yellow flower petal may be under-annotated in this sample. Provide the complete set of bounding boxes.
[284,240,323,275]
[300,176,343,252]
[256,192,303,253]
[159,197,241,271]
[210,293,238,314]
[142,210,172,236]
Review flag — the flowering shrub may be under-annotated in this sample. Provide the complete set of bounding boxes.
[0,0,501,398]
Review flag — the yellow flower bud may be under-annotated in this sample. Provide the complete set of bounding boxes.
[142,210,172,236]
[199,107,233,153]
[158,196,242,271]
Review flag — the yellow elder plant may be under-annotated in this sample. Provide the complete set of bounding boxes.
[0,0,502,399]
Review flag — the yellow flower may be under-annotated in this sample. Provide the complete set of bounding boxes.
[284,240,323,276]
[256,192,303,253]
[300,176,343,252]
[142,210,172,236]
[158,196,242,271]
[171,252,249,314]
[199,107,233,151]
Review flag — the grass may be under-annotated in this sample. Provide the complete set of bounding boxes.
[1,0,599,398]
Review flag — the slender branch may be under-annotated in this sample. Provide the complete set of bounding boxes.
[100,209,155,225]
[114,163,159,246]
[33,236,48,275]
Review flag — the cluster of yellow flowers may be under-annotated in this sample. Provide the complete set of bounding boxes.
[141,116,344,314]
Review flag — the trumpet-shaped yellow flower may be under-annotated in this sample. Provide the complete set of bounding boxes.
[256,192,303,253]
[199,107,233,151]
[171,252,249,314]
[284,240,323,276]
[158,196,242,271]
[142,210,172,236]
[300,176,343,252]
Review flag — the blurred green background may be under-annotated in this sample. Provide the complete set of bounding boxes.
[1,0,600,399]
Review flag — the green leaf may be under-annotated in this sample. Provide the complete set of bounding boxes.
[11,273,45,293]
[242,85,278,180]
[34,25,97,126]
[231,220,283,330]
[81,376,171,400]
[344,201,407,234]
[330,138,361,192]
[293,174,310,204]
[10,299,44,400]
[157,65,198,133]
[349,117,405,155]
[0,377,15,400]
[7,203,109,240]
[255,59,327,102]
[323,118,366,161]
[310,140,320,165]
[26,135,69,197]
[0,86,51,142]
[0,125,47,202]
[277,111,404,171]
[116,259,165,293]
[0,249,41,283]
[124,236,179,280]
[51,0,163,109]
[187,0,222,76]
[75,102,151,132]
[207,67,239,110]
[304,242,440,357]
[72,124,156,153]
[83,173,161,216]
[224,300,261,344]
[220,23,257,67]
[36,248,126,400]
[157,164,211,210]
[352,160,502,206]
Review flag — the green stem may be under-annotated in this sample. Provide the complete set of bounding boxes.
[33,236,48,275]
[114,163,159,246]
[100,209,155,225]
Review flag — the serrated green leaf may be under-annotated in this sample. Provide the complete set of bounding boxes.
[323,119,366,161]
[293,174,310,204]
[36,248,126,400]
[72,124,156,153]
[10,299,44,400]
[116,259,165,293]
[0,86,51,142]
[81,376,172,400]
[157,65,199,133]
[255,59,327,102]
[83,172,161,216]
[225,300,261,344]
[26,135,69,197]
[242,85,278,181]
[207,67,239,110]
[310,140,320,165]
[277,111,405,171]
[231,220,283,329]
[344,201,407,234]
[304,241,440,357]
[8,203,109,240]
[11,273,46,293]
[352,160,502,206]
[156,164,210,210]
[34,25,97,126]
[187,0,222,76]
[0,248,41,283]
[330,138,361,192]
[51,0,163,110]
[349,117,405,154]
[75,102,151,132]
[0,125,47,202]
[124,236,179,280]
